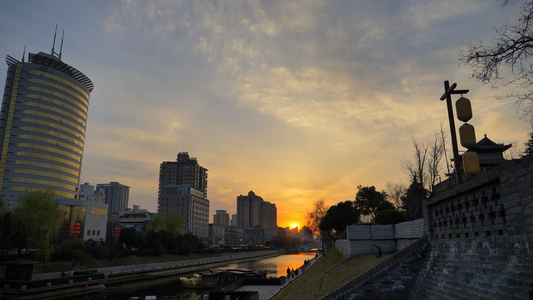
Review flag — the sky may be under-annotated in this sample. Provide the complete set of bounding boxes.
[0,0,531,228]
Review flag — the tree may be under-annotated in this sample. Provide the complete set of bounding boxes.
[354,185,394,220]
[0,212,24,252]
[524,129,533,156]
[306,199,329,239]
[319,201,360,235]
[374,209,409,225]
[147,213,184,237]
[306,199,335,251]
[13,190,60,262]
[299,225,314,241]
[117,227,144,250]
[401,176,429,220]
[385,181,406,209]
[460,0,533,121]
[402,135,446,195]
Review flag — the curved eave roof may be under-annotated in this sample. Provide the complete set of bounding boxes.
[27,52,94,93]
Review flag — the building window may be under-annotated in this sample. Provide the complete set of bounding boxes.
[87,230,91,236]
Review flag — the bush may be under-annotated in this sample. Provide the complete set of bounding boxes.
[374,209,408,225]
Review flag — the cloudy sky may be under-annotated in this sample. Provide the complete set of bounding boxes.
[0,0,530,228]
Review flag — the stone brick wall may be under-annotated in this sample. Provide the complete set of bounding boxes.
[396,218,425,250]
[413,153,533,299]
[337,219,425,257]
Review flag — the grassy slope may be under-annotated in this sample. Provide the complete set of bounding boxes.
[271,249,392,300]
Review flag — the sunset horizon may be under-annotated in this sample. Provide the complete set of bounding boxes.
[1,1,531,229]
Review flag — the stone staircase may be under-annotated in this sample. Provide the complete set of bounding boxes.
[321,236,430,300]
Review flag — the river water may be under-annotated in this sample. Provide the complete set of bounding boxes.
[89,252,316,299]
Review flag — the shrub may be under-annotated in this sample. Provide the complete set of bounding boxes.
[374,209,408,225]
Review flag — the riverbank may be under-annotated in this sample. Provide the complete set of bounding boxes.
[2,250,280,299]
[31,250,277,279]
[270,249,392,299]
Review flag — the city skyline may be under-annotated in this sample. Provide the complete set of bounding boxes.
[1,1,531,228]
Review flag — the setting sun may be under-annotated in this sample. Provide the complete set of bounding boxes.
[290,223,300,229]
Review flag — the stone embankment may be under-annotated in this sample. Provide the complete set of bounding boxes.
[34,250,279,283]
[321,236,429,299]
[2,250,279,299]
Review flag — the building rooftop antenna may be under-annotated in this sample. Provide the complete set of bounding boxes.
[59,30,64,60]
[21,45,26,62]
[51,24,57,57]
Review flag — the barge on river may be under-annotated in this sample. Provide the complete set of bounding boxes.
[179,268,270,289]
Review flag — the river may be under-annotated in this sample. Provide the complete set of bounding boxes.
[87,252,316,299]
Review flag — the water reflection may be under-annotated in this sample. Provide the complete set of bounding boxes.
[217,253,316,277]
[86,253,316,299]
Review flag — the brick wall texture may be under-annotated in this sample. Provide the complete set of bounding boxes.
[412,153,533,299]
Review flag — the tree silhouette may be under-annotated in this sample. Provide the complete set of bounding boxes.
[401,176,429,220]
[13,190,60,262]
[461,0,533,121]
[354,185,394,220]
[147,213,184,237]
[524,130,533,156]
[319,201,360,234]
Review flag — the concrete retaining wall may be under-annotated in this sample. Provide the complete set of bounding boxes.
[337,219,425,257]
[396,218,425,250]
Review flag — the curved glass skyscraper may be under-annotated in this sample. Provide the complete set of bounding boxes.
[0,51,93,208]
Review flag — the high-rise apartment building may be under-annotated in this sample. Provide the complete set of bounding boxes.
[96,182,129,219]
[213,209,230,226]
[158,152,209,238]
[0,50,93,209]
[236,191,277,238]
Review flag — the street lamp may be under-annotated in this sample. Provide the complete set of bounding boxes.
[440,81,469,185]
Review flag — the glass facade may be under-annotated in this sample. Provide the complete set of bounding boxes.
[57,204,87,241]
[0,52,93,208]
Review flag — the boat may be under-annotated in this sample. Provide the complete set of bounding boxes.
[179,273,202,288]
[179,269,267,290]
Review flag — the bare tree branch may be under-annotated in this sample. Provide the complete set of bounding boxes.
[460,0,533,122]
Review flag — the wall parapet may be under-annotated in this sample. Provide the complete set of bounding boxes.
[413,153,533,299]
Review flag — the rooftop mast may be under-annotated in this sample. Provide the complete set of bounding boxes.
[59,30,64,60]
[51,24,57,57]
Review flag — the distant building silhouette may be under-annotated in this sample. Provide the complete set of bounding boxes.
[158,152,209,239]
[236,191,277,239]
[213,210,230,226]
[471,134,512,171]
[96,182,129,219]
[0,48,93,209]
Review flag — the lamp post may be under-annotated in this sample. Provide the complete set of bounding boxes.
[440,80,469,185]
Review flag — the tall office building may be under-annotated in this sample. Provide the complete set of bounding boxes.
[213,209,230,226]
[96,182,129,219]
[0,48,93,209]
[158,152,209,238]
[236,191,277,238]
